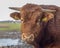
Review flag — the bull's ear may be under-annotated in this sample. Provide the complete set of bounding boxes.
[10,12,21,20]
[42,12,54,22]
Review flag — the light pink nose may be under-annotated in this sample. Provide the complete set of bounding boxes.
[21,33,34,42]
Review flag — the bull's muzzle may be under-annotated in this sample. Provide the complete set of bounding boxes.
[22,33,34,42]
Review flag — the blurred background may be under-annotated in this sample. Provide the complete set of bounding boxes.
[0,0,60,48]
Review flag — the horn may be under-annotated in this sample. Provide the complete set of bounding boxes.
[42,9,56,12]
[9,7,20,11]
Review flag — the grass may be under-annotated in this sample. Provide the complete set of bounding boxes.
[0,22,21,32]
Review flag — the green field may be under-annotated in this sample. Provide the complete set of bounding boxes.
[0,22,21,32]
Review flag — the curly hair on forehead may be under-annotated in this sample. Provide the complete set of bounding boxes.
[20,3,42,12]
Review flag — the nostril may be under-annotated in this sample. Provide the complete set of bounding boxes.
[21,33,27,40]
[28,34,34,41]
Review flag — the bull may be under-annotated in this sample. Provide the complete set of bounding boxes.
[9,4,60,48]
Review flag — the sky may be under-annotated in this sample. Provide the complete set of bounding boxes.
[0,0,60,21]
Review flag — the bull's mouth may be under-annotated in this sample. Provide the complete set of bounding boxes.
[21,33,34,43]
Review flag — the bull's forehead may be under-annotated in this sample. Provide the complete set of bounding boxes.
[20,4,42,21]
[20,10,42,22]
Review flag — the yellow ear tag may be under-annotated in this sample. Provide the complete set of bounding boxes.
[42,13,54,22]
[42,17,48,22]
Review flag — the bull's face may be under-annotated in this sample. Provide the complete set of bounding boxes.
[9,4,55,44]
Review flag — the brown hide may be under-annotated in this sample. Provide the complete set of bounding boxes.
[9,4,60,48]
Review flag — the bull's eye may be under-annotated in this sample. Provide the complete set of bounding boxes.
[36,19,40,25]
[21,18,24,23]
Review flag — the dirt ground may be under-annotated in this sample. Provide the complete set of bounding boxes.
[0,31,32,48]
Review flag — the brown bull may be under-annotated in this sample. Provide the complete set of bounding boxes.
[9,4,60,48]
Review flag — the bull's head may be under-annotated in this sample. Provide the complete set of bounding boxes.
[9,4,56,44]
